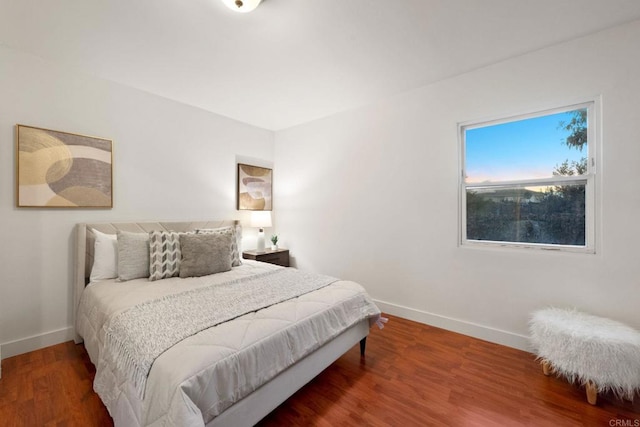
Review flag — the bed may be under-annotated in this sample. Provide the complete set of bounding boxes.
[73,220,383,427]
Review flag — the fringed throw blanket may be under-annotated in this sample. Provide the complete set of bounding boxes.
[103,268,338,398]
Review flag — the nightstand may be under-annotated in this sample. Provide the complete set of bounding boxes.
[242,248,290,267]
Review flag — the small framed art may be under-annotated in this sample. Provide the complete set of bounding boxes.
[16,124,113,208]
[237,163,272,210]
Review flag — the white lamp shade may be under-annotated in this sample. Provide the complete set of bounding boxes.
[221,0,262,13]
[251,211,272,229]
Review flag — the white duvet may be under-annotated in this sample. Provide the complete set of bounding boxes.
[76,261,381,426]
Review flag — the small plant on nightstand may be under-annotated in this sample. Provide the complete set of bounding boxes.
[270,234,278,250]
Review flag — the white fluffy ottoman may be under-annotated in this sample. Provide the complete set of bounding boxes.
[529,308,640,404]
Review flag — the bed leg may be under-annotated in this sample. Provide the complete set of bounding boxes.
[359,337,367,357]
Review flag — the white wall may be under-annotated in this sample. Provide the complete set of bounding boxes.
[0,45,274,358]
[274,20,640,350]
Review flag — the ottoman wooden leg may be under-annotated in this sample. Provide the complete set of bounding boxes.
[586,380,597,405]
[542,360,551,376]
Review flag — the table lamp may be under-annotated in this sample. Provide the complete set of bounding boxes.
[251,211,272,252]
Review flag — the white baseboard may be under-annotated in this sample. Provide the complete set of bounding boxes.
[1,327,75,360]
[374,299,531,352]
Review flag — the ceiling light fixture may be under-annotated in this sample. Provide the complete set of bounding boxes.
[221,0,262,13]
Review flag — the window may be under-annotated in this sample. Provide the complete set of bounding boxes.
[460,102,596,252]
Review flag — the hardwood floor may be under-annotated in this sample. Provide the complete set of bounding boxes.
[1,315,638,426]
[0,338,112,426]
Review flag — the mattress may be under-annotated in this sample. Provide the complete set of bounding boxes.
[76,260,381,426]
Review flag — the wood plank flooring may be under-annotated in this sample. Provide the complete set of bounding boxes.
[1,314,638,426]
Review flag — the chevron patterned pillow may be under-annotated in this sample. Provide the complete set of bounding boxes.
[149,231,183,281]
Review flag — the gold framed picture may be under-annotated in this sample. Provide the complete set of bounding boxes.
[237,163,272,211]
[16,124,113,208]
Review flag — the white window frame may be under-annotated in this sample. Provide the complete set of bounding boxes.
[459,100,598,253]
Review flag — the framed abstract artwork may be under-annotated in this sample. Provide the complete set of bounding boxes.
[237,163,272,211]
[16,124,113,208]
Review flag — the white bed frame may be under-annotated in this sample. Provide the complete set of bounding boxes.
[73,221,369,427]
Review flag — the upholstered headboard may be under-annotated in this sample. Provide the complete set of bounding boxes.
[73,220,240,343]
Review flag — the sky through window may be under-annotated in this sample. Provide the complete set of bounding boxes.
[465,110,586,183]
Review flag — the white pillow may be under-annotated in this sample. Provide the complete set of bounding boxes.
[90,229,118,281]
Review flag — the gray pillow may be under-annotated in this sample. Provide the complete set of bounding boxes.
[117,231,150,281]
[195,226,242,267]
[179,232,232,278]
